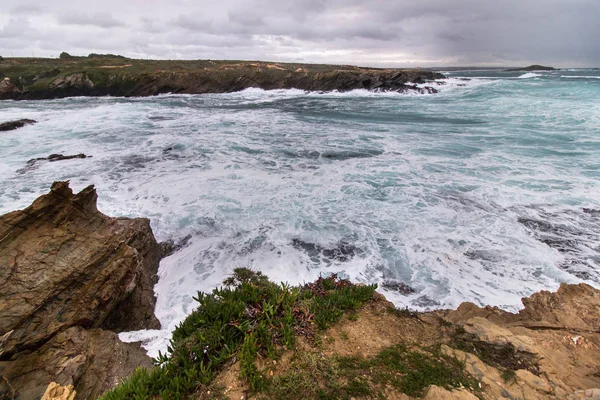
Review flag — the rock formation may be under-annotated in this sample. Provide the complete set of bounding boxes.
[0,119,36,132]
[0,182,161,399]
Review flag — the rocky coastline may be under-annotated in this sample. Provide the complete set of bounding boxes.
[0,57,444,100]
[1,183,600,399]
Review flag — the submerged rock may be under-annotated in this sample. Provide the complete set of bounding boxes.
[0,181,160,399]
[381,280,415,295]
[292,239,364,263]
[0,118,36,132]
[18,153,90,173]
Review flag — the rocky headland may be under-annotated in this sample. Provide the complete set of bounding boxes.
[0,57,445,100]
[1,183,600,399]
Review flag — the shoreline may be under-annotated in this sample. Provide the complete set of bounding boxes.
[0,57,444,100]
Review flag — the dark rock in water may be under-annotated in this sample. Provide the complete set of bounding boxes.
[160,234,192,258]
[506,65,556,71]
[292,239,364,263]
[583,208,600,217]
[18,153,90,173]
[0,119,36,132]
[0,181,161,399]
[381,280,415,295]
[411,295,441,308]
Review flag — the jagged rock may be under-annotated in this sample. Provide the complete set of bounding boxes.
[439,283,600,398]
[51,73,94,90]
[41,382,76,400]
[1,327,151,400]
[0,119,36,132]
[0,181,161,359]
[159,234,192,258]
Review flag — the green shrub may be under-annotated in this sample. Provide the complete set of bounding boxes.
[101,269,376,399]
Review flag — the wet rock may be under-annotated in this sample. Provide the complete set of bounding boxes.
[0,119,36,132]
[292,239,364,263]
[18,153,90,173]
[380,280,415,295]
[160,234,192,258]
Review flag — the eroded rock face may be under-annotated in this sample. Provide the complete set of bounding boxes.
[0,182,160,399]
[440,283,600,399]
[0,327,152,400]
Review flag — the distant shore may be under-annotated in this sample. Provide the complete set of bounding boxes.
[0,56,444,100]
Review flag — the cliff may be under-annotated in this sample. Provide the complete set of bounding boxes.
[0,182,161,399]
[0,57,445,100]
[103,268,600,400]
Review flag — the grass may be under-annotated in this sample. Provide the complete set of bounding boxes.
[100,269,376,400]
[261,344,479,399]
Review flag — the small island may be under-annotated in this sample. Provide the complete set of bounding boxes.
[506,64,557,71]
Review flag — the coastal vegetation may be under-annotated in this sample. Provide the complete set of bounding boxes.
[101,269,478,399]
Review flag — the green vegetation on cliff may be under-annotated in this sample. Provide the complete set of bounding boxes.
[101,269,477,399]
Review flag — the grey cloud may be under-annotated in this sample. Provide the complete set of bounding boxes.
[57,12,126,28]
[10,4,45,15]
[0,0,598,66]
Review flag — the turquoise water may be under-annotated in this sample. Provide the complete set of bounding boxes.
[1,69,598,354]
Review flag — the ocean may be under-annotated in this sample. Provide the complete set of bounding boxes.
[1,68,598,356]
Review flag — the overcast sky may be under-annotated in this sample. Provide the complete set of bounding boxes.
[1,0,598,67]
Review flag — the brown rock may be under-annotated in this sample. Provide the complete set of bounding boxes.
[41,382,76,400]
[0,181,161,359]
[1,327,151,400]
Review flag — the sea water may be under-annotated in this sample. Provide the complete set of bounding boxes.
[1,69,598,356]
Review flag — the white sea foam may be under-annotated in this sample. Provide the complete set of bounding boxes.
[562,75,600,79]
[517,72,542,79]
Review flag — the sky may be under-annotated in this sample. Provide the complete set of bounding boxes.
[1,0,599,67]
